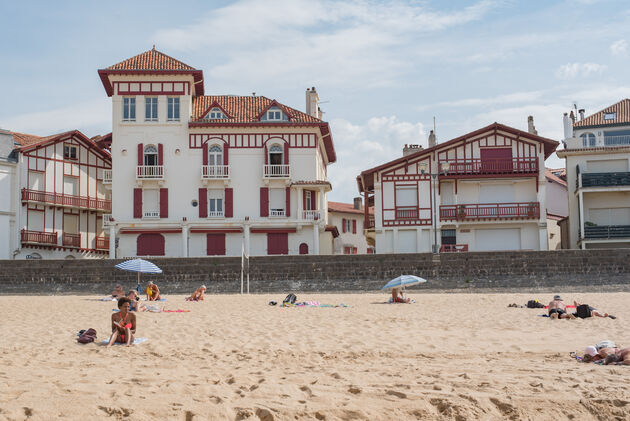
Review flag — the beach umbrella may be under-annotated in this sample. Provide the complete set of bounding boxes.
[115,258,162,292]
[381,275,427,291]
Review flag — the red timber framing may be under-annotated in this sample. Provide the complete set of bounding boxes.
[380,160,433,227]
[189,133,317,149]
[21,189,112,212]
[113,81,190,96]
[440,202,541,221]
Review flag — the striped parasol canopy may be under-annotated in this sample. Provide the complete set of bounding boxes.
[115,259,162,290]
[381,275,427,291]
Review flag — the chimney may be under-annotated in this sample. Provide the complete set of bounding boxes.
[569,110,575,124]
[527,116,538,135]
[353,197,362,210]
[306,87,320,119]
[428,130,436,148]
[578,109,585,120]
[562,112,573,139]
[403,144,423,156]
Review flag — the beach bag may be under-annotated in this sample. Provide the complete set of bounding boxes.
[283,293,297,305]
[576,304,592,319]
[527,300,544,309]
[77,328,97,344]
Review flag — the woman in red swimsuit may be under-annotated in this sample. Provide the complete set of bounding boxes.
[107,297,137,347]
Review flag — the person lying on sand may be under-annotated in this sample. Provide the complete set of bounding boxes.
[572,301,615,319]
[604,347,630,365]
[127,290,146,312]
[107,297,136,347]
[111,285,125,298]
[145,281,161,301]
[186,285,206,302]
[548,295,575,319]
[392,287,411,303]
[581,340,618,362]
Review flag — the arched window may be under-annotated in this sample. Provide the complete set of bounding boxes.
[269,144,283,165]
[299,243,309,255]
[208,145,223,166]
[144,145,158,166]
[580,133,596,147]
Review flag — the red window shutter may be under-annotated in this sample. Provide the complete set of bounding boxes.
[342,218,346,233]
[207,233,226,255]
[133,188,142,218]
[199,188,207,218]
[260,187,269,217]
[264,144,268,165]
[302,190,307,211]
[160,188,168,218]
[225,188,233,218]
[202,142,208,165]
[285,187,291,217]
[284,142,289,165]
[352,219,357,234]
[268,233,288,255]
[137,143,143,166]
[137,233,165,256]
[158,143,163,165]
[353,247,358,254]
[311,190,316,210]
[223,143,229,165]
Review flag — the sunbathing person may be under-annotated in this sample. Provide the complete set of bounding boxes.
[604,347,630,365]
[107,297,137,347]
[572,301,615,319]
[186,285,206,301]
[111,284,125,298]
[392,287,411,303]
[548,295,575,319]
[145,281,161,301]
[127,290,146,312]
[582,340,619,362]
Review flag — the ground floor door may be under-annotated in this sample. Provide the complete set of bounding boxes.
[267,233,288,255]
[137,233,165,256]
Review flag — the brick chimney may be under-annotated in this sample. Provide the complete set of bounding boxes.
[403,144,423,156]
[428,130,436,148]
[353,197,362,210]
[306,87,321,119]
[527,116,538,135]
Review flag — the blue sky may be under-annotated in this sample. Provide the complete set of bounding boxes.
[1,0,629,201]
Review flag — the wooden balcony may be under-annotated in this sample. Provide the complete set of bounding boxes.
[582,225,630,240]
[440,202,540,221]
[440,244,468,252]
[364,215,375,229]
[395,206,419,219]
[439,158,538,178]
[263,164,290,178]
[21,229,57,246]
[201,165,230,179]
[578,172,630,190]
[136,165,164,179]
[21,188,112,212]
[62,233,81,248]
[96,236,109,250]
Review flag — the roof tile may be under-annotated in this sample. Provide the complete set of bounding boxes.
[191,96,321,123]
[574,99,630,128]
[106,47,196,71]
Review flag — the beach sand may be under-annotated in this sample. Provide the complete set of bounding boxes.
[1,292,629,420]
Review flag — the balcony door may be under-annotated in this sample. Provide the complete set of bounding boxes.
[208,145,223,166]
[269,188,285,216]
[64,176,78,196]
[143,189,159,218]
[64,213,79,234]
[480,148,512,172]
[144,145,158,166]
[28,171,44,190]
[269,145,283,165]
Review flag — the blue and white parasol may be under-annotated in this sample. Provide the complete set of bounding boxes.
[115,258,162,292]
[381,275,427,291]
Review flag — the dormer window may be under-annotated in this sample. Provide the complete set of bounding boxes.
[205,108,226,120]
[604,112,617,121]
[64,145,78,160]
[266,108,283,121]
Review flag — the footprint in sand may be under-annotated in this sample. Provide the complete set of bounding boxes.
[348,386,362,394]
[300,385,314,397]
[386,390,407,399]
[489,397,519,420]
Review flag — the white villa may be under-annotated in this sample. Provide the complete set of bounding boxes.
[328,198,374,254]
[98,48,337,257]
[357,123,559,253]
[557,99,630,249]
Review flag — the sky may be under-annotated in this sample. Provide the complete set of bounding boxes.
[1,0,630,202]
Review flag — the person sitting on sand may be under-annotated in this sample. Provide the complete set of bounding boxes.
[127,290,146,312]
[572,301,615,319]
[604,347,630,365]
[107,297,137,347]
[145,281,161,301]
[186,285,206,302]
[392,287,411,303]
[548,295,575,319]
[111,284,125,298]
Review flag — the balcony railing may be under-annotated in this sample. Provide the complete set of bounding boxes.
[208,210,224,217]
[583,225,630,239]
[604,135,630,146]
[96,236,110,250]
[263,164,290,178]
[364,215,375,229]
[302,210,320,220]
[103,169,112,184]
[102,214,113,227]
[62,233,81,248]
[440,244,468,252]
[395,206,419,219]
[438,158,538,177]
[201,165,230,179]
[578,172,630,189]
[21,188,112,212]
[440,202,540,221]
[143,210,160,218]
[21,229,57,245]
[136,165,164,179]
[269,209,286,217]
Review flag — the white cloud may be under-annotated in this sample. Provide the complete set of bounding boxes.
[610,39,628,56]
[419,90,544,110]
[327,116,425,201]
[555,62,607,79]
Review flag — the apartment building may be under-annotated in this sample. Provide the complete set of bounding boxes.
[557,99,630,249]
[0,129,19,259]
[328,198,374,254]
[98,47,336,257]
[357,122,558,253]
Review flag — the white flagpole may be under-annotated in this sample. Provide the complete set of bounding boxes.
[240,242,244,294]
[246,252,250,294]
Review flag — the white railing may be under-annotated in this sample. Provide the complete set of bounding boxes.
[103,169,112,184]
[102,214,113,227]
[269,209,286,217]
[137,165,164,179]
[604,135,630,146]
[201,165,229,179]
[263,164,290,178]
[208,210,224,217]
[302,210,320,220]
[143,210,160,218]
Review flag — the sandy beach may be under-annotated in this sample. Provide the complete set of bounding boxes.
[1,292,629,420]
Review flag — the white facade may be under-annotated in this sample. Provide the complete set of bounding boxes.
[358,123,558,253]
[0,130,18,259]
[328,200,373,254]
[557,100,630,249]
[100,49,336,257]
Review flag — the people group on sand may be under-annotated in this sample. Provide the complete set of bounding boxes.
[186,285,206,302]
[145,281,161,301]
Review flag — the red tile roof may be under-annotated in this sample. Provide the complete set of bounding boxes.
[574,98,630,128]
[545,168,567,187]
[106,47,196,71]
[11,130,111,160]
[12,131,75,148]
[191,95,321,123]
[328,201,373,215]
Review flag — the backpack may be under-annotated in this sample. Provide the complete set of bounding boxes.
[283,293,297,305]
[527,300,544,309]
[77,328,97,344]
[576,304,592,319]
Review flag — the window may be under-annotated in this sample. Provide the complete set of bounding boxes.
[269,188,285,216]
[344,246,352,255]
[344,219,352,233]
[580,133,596,147]
[305,191,312,210]
[205,107,225,120]
[604,112,617,121]
[167,97,180,121]
[208,145,223,166]
[145,97,158,121]
[63,145,77,160]
[123,97,136,121]
[441,229,456,245]
[63,176,78,196]
[269,144,283,165]
[367,247,375,254]
[144,145,158,166]
[264,107,284,121]
[143,189,159,218]
[208,189,224,217]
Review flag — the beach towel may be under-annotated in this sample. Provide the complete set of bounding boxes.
[543,305,576,309]
[283,302,350,308]
[162,309,190,313]
[100,337,148,346]
[386,298,416,304]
